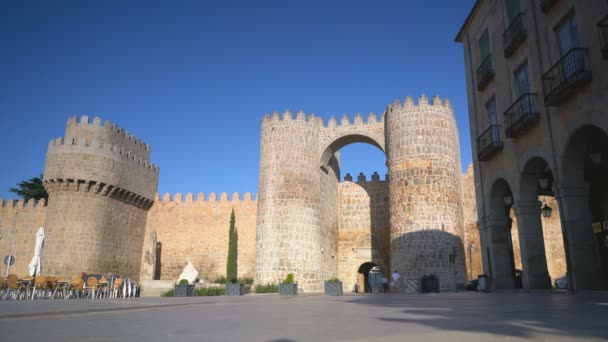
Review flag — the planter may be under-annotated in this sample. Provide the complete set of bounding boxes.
[278,283,298,295]
[174,284,195,297]
[324,281,343,296]
[225,283,245,296]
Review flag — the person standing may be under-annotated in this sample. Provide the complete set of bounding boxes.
[381,275,389,293]
[391,270,401,293]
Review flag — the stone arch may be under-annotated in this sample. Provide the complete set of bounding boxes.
[488,178,514,219]
[319,133,385,168]
[558,124,608,290]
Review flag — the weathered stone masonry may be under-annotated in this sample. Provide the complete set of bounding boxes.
[1,106,566,290]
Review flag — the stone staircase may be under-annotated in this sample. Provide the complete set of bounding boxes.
[140,280,174,297]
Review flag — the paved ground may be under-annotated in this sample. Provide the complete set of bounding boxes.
[1,291,608,341]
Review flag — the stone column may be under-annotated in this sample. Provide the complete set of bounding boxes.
[485,217,515,290]
[512,200,551,289]
[556,186,604,290]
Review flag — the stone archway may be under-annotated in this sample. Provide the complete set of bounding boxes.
[485,178,517,290]
[558,125,608,290]
[357,262,377,293]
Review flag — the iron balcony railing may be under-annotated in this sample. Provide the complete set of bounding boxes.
[540,0,558,13]
[477,124,503,161]
[476,54,494,91]
[504,93,540,138]
[503,13,527,58]
[542,48,591,106]
[599,15,608,59]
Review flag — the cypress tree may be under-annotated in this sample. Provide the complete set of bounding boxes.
[226,209,237,283]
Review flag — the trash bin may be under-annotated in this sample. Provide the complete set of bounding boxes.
[477,274,488,292]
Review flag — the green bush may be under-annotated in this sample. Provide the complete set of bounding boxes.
[213,276,227,284]
[255,283,278,293]
[239,277,254,285]
[178,279,189,285]
[161,289,174,297]
[326,277,341,283]
[283,273,295,284]
[196,287,224,296]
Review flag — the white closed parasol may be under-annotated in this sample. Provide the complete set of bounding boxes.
[28,227,45,277]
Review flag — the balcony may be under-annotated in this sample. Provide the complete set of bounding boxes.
[503,13,527,58]
[477,125,503,161]
[599,15,608,59]
[542,48,591,106]
[540,0,558,13]
[504,93,540,138]
[476,55,494,91]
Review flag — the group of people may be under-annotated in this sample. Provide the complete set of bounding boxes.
[380,270,400,293]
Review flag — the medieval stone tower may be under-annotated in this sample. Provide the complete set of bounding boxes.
[256,95,466,292]
[41,116,158,279]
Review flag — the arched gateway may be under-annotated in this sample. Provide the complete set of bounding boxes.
[255,95,467,292]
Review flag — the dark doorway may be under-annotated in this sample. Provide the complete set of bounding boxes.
[358,262,377,293]
[154,242,162,280]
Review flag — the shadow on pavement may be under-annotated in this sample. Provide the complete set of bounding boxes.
[346,292,608,339]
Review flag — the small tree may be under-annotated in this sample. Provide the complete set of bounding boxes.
[226,209,237,283]
[9,174,48,201]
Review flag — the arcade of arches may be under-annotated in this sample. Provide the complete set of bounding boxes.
[482,125,608,291]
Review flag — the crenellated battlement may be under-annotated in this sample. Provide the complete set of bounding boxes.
[342,172,388,183]
[65,115,151,160]
[0,198,47,209]
[386,94,453,113]
[47,137,159,173]
[156,191,257,204]
[261,110,385,128]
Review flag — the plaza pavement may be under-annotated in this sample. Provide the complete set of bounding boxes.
[1,291,607,341]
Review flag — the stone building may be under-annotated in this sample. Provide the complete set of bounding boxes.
[455,0,608,291]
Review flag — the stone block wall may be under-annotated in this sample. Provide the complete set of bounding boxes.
[41,116,158,281]
[386,96,466,290]
[462,164,483,280]
[337,174,390,292]
[142,192,257,282]
[0,199,47,277]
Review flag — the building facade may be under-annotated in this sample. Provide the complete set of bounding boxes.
[456,0,608,291]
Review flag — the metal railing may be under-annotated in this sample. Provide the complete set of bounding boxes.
[503,13,527,58]
[476,54,494,91]
[540,0,558,13]
[504,93,540,138]
[477,124,503,161]
[542,48,591,106]
[599,15,608,59]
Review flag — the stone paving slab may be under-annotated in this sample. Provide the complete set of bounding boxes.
[1,292,607,341]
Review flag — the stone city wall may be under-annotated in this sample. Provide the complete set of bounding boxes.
[0,199,47,277]
[337,173,390,293]
[142,192,257,282]
[462,164,483,280]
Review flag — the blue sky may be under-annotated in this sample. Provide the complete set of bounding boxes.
[0,0,476,200]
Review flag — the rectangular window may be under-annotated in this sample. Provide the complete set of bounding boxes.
[514,62,530,97]
[486,97,499,143]
[556,12,580,56]
[506,0,520,23]
[479,30,490,61]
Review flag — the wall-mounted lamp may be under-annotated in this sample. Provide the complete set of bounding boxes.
[538,175,551,190]
[541,204,553,218]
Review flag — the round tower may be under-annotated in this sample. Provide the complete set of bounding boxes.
[385,95,466,290]
[255,111,332,292]
[42,116,158,280]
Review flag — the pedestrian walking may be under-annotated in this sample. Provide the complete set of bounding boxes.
[391,270,400,293]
